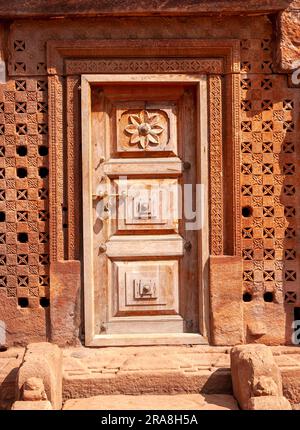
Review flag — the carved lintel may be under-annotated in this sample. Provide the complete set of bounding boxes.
[66,58,224,76]
[46,39,240,75]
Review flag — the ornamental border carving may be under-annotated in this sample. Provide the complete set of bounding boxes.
[47,39,240,261]
[65,58,224,75]
[208,75,224,256]
[47,39,240,75]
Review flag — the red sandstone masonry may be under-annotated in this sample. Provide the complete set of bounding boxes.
[50,261,81,347]
[0,3,298,347]
[17,342,62,409]
[0,1,292,18]
[209,256,243,345]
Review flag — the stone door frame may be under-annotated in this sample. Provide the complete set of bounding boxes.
[47,39,241,345]
[82,73,208,346]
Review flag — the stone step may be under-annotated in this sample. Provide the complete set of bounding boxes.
[63,394,239,410]
[62,346,233,399]
[62,345,300,401]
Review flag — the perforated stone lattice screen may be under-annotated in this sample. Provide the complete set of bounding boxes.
[0,29,52,313]
[240,37,300,342]
[0,76,49,307]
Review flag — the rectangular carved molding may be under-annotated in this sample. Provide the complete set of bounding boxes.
[48,39,241,261]
[46,39,240,76]
[208,75,224,255]
[66,58,224,75]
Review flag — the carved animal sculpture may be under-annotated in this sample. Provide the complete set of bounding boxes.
[22,377,48,401]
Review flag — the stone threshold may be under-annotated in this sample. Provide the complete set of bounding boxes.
[63,393,239,410]
[1,344,300,408]
[62,345,300,402]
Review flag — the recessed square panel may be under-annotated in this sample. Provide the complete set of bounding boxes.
[112,178,179,232]
[112,260,179,316]
[114,101,178,155]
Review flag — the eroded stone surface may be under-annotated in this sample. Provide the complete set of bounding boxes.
[231,344,291,410]
[0,348,24,410]
[248,396,292,410]
[63,394,239,410]
[22,377,47,401]
[50,261,81,347]
[0,0,292,19]
[209,256,243,345]
[277,10,300,71]
[18,342,62,410]
[62,345,232,399]
[2,346,300,408]
[62,345,300,404]
[12,400,52,410]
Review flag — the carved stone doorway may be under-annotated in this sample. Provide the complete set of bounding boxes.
[48,39,239,346]
[82,74,208,346]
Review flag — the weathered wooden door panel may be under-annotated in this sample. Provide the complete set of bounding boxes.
[82,75,208,345]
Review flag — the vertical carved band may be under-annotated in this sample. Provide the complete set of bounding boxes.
[48,75,64,261]
[66,75,81,260]
[232,73,241,255]
[208,75,224,255]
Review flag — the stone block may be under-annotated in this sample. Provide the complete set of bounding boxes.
[231,344,291,410]
[276,10,300,72]
[50,261,81,347]
[17,342,62,410]
[0,349,24,410]
[0,290,47,347]
[248,396,292,410]
[209,256,243,345]
[12,400,52,410]
[0,0,292,19]
[282,367,300,404]
[243,301,287,345]
[63,394,239,410]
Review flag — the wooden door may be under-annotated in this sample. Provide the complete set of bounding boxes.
[82,75,208,345]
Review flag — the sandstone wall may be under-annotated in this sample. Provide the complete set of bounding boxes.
[0,10,298,346]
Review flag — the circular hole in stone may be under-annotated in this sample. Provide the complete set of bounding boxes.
[17,167,27,178]
[18,297,29,308]
[243,292,252,302]
[17,232,28,243]
[263,291,274,302]
[16,146,27,156]
[40,297,50,308]
[38,145,48,156]
[242,206,253,217]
